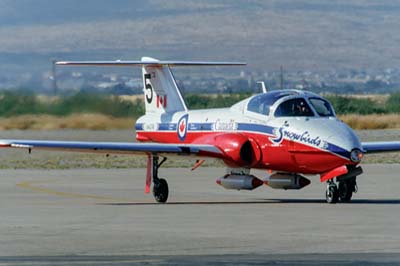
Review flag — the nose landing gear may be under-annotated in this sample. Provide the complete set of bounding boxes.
[324,166,362,204]
[326,180,339,203]
[325,177,358,204]
[338,179,357,202]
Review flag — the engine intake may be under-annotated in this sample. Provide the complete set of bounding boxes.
[213,133,261,167]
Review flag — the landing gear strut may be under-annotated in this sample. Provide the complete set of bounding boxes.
[151,156,169,203]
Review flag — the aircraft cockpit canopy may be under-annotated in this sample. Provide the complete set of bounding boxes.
[247,91,295,116]
[275,97,335,117]
[246,90,335,118]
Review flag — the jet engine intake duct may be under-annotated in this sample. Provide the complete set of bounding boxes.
[214,133,261,167]
[240,140,253,165]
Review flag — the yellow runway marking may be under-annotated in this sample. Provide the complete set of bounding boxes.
[16,180,134,202]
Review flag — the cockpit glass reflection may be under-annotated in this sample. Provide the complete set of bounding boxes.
[309,98,335,117]
[274,98,314,117]
[247,91,294,116]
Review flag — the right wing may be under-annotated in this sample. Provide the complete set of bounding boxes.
[362,141,400,154]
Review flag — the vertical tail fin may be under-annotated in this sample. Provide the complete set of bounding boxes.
[141,57,187,114]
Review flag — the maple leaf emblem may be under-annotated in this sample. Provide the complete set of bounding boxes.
[179,120,186,132]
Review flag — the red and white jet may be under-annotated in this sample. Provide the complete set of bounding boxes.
[1,57,400,203]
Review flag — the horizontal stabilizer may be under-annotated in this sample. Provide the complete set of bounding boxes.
[55,60,246,67]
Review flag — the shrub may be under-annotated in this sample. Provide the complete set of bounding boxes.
[0,91,142,118]
[326,95,386,115]
[387,92,400,113]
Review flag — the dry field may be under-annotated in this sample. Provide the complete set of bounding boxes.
[0,114,133,130]
[0,113,398,130]
[339,114,400,130]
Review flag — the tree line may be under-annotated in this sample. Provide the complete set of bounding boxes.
[0,90,399,117]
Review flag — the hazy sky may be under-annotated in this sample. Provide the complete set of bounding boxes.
[1,0,400,71]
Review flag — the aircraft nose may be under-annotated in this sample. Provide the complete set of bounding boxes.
[319,120,363,163]
[324,120,363,162]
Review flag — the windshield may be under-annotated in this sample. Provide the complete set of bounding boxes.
[274,98,314,117]
[309,98,335,117]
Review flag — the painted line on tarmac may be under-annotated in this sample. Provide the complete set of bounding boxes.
[16,180,135,202]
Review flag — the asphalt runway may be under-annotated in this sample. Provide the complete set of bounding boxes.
[1,165,400,265]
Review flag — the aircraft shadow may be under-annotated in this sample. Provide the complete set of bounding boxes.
[98,198,400,206]
[2,253,400,265]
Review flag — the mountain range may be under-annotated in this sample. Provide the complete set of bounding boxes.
[1,0,400,76]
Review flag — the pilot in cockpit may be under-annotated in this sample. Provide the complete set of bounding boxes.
[297,101,306,114]
[294,100,312,116]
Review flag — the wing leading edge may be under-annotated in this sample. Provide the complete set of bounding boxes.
[0,139,223,157]
[362,141,400,153]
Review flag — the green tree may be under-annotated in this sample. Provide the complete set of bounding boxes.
[387,92,400,113]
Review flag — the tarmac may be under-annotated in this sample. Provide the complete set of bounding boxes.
[1,165,400,265]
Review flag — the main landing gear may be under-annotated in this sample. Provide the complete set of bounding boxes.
[151,156,169,203]
[325,177,358,204]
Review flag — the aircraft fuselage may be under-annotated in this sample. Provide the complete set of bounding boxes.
[136,90,363,175]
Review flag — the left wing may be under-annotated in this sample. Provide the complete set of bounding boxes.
[362,141,400,154]
[0,139,223,157]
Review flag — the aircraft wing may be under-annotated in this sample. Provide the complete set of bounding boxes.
[0,139,223,157]
[362,141,400,153]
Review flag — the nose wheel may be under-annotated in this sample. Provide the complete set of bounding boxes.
[326,181,339,204]
[338,178,357,202]
[325,178,357,204]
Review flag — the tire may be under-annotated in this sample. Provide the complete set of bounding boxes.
[326,185,339,204]
[153,178,169,203]
[338,181,353,202]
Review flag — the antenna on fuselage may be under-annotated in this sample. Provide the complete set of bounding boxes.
[257,81,267,93]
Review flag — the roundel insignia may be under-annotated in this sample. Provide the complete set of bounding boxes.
[177,114,189,141]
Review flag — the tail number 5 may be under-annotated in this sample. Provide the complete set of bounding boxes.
[144,73,153,104]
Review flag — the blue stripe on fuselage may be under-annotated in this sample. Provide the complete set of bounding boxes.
[189,123,214,131]
[158,123,177,131]
[326,143,351,160]
[236,123,275,135]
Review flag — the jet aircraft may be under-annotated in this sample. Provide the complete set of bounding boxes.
[1,57,400,203]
